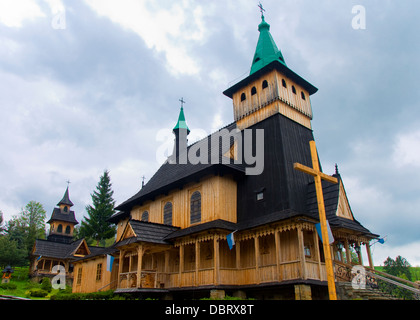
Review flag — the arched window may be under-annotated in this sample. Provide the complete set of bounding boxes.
[251,86,257,96]
[65,226,71,234]
[64,206,68,212]
[57,224,63,233]
[262,80,268,89]
[301,91,306,100]
[240,93,246,102]
[190,191,201,224]
[141,211,149,222]
[282,79,287,88]
[292,85,297,94]
[163,202,173,226]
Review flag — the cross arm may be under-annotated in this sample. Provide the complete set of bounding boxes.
[293,163,338,184]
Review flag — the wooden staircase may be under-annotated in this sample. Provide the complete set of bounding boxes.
[334,262,420,300]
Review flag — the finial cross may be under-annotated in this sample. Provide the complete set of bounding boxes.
[66,180,71,187]
[258,2,265,17]
[179,97,186,108]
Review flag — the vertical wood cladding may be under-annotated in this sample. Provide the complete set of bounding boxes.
[236,113,315,222]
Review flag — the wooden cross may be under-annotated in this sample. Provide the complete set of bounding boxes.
[294,140,338,300]
[179,97,186,108]
[258,2,265,17]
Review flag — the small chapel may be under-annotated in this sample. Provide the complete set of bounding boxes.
[70,10,379,300]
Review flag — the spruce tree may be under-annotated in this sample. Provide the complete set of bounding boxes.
[80,170,116,246]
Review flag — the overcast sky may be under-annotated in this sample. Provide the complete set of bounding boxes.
[0,0,419,267]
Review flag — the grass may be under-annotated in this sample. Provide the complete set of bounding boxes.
[0,267,64,300]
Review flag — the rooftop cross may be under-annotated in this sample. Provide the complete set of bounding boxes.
[258,2,265,18]
[66,180,71,187]
[179,97,186,108]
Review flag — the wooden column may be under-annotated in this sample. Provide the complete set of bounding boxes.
[254,235,260,284]
[195,241,200,286]
[213,236,220,285]
[275,230,282,281]
[312,230,322,280]
[344,239,351,264]
[366,241,374,269]
[297,227,307,280]
[236,239,241,269]
[136,245,143,288]
[118,249,124,288]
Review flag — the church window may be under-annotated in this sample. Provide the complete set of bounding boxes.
[65,226,71,234]
[96,263,102,281]
[282,79,287,88]
[141,211,149,222]
[76,267,83,285]
[256,192,264,201]
[241,93,246,101]
[301,92,306,100]
[190,191,201,224]
[64,206,68,212]
[163,202,173,226]
[251,86,257,96]
[262,80,268,89]
[57,224,63,233]
[292,86,297,94]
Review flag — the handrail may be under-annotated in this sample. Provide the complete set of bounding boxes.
[98,279,118,292]
[334,261,420,300]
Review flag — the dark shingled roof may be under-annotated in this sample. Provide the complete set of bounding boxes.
[47,207,78,225]
[57,187,74,207]
[32,239,83,260]
[305,174,378,238]
[116,219,180,246]
[116,122,245,212]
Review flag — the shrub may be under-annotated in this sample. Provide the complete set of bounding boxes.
[30,288,48,298]
[41,277,52,292]
[0,282,17,290]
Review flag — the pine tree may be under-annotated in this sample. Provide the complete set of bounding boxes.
[80,170,116,246]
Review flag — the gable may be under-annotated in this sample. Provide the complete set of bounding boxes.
[118,221,137,242]
[72,239,91,257]
[335,181,354,220]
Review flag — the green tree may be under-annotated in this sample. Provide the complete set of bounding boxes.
[79,170,116,246]
[0,235,27,267]
[384,255,412,281]
[5,201,46,261]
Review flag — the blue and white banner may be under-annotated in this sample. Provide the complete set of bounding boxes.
[226,231,237,250]
[106,254,114,272]
[315,221,334,244]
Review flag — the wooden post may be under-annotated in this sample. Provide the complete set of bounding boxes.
[297,227,307,280]
[254,235,260,284]
[313,230,322,280]
[213,236,220,285]
[366,241,374,269]
[195,241,200,286]
[137,245,143,288]
[356,241,363,265]
[344,239,351,264]
[294,140,338,300]
[236,239,241,269]
[275,230,281,281]
[118,249,125,288]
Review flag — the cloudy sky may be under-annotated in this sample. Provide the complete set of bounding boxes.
[0,0,419,267]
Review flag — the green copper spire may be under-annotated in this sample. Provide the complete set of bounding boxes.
[250,15,286,75]
[173,106,190,134]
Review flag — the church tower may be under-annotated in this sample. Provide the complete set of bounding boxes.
[170,104,190,163]
[223,12,318,130]
[46,186,79,243]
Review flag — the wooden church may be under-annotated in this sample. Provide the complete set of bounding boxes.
[71,12,379,300]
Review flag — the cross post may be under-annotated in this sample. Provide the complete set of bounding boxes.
[294,140,338,300]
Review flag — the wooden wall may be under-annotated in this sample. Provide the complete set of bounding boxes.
[232,69,313,130]
[129,174,237,229]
